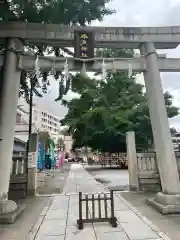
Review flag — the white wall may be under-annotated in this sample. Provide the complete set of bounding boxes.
[64,136,73,153]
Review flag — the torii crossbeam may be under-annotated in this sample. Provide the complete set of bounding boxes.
[0,22,180,219]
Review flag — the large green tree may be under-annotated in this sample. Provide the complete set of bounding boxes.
[0,0,114,25]
[0,0,114,101]
[60,67,179,153]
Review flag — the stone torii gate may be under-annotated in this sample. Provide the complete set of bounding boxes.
[1,22,180,219]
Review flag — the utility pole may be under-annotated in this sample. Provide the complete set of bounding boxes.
[28,77,33,137]
[26,77,33,155]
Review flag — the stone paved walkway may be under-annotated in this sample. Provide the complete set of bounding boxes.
[29,164,172,240]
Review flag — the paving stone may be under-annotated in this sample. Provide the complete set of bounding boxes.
[68,200,79,208]
[158,231,172,240]
[34,165,173,240]
[51,197,69,205]
[36,235,65,240]
[96,231,129,240]
[51,197,69,204]
[67,209,81,227]
[67,216,78,226]
[93,222,124,234]
[45,209,68,220]
[145,239,161,240]
[68,208,79,216]
[68,211,91,224]
[40,206,49,216]
[63,164,106,194]
[120,221,159,240]
[50,199,69,210]
[68,202,79,214]
[65,224,96,240]
[69,202,78,207]
[116,209,142,222]
[69,195,79,202]
[50,204,69,211]
[36,219,66,237]
[113,196,130,211]
[52,196,69,202]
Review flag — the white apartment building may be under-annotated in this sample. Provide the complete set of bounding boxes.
[15,98,61,144]
[33,108,61,143]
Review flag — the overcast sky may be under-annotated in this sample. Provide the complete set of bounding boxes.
[35,0,180,130]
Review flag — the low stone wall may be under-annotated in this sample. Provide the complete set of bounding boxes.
[137,153,161,192]
[137,152,180,192]
[9,155,28,200]
[126,131,180,193]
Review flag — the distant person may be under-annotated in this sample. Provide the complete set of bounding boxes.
[45,154,51,169]
[65,152,69,159]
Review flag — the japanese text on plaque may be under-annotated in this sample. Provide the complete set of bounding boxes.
[80,33,88,58]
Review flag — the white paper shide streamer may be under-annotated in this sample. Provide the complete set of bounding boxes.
[51,61,56,75]
[101,59,107,82]
[64,59,69,79]
[62,59,80,101]
[35,55,41,78]
[128,63,132,78]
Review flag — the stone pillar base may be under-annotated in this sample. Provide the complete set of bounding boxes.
[147,192,180,214]
[129,185,140,192]
[0,200,26,224]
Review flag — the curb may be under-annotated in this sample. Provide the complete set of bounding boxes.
[26,197,54,240]
[116,193,172,240]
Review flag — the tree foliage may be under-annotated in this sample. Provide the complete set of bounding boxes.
[39,131,55,150]
[0,0,114,25]
[170,127,178,137]
[60,50,179,152]
[0,0,115,102]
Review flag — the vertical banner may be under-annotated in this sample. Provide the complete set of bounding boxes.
[74,30,94,60]
[37,142,45,170]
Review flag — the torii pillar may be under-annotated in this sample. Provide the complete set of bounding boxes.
[140,42,180,214]
[0,38,24,221]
